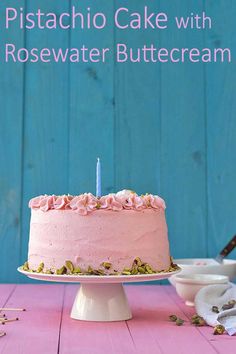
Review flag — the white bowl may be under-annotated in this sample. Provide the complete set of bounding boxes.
[169,258,236,287]
[175,274,229,306]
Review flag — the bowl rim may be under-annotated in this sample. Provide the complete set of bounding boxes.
[174,258,236,266]
[175,273,229,285]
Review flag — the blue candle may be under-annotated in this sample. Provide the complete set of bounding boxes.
[96,158,101,197]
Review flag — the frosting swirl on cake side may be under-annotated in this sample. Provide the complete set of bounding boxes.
[28,190,166,215]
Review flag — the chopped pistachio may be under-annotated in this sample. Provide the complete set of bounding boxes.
[212,306,219,314]
[97,268,105,275]
[65,261,74,273]
[123,267,131,272]
[145,264,154,274]
[87,266,93,274]
[191,314,203,324]
[56,266,67,275]
[109,272,119,276]
[228,299,236,306]
[21,256,178,277]
[93,269,105,276]
[73,267,82,274]
[45,269,53,274]
[176,318,184,326]
[193,317,206,326]
[213,325,225,335]
[131,263,138,270]
[101,262,112,270]
[137,266,145,274]
[169,315,178,322]
[131,268,138,275]
[36,262,44,273]
[134,257,142,267]
[23,262,29,271]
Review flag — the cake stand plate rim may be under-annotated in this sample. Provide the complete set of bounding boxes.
[17,267,181,283]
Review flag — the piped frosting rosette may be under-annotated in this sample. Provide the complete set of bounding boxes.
[29,190,166,215]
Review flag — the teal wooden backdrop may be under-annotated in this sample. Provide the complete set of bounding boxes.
[0,0,236,283]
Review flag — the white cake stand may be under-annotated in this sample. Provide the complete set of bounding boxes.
[18,267,180,322]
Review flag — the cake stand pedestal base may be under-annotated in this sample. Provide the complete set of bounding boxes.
[18,267,181,322]
[71,283,132,321]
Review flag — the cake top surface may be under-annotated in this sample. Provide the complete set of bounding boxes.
[29,189,166,215]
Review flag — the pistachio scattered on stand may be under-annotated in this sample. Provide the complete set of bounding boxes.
[101,262,112,270]
[45,269,53,274]
[36,262,44,273]
[22,262,29,271]
[137,266,146,274]
[56,266,67,275]
[65,260,74,273]
[93,269,105,276]
[73,267,82,274]
[145,264,154,274]
[87,266,94,274]
[131,267,138,275]
[134,257,142,267]
[21,256,180,276]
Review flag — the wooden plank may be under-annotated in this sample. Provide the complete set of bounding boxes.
[114,0,162,194]
[165,286,236,354]
[160,0,207,258]
[0,285,234,353]
[126,285,217,354]
[0,285,16,307]
[58,285,135,354]
[0,0,25,282]
[20,0,71,272]
[69,0,114,196]
[205,1,236,259]
[0,284,64,354]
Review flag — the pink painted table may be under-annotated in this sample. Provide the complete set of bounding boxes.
[0,285,235,353]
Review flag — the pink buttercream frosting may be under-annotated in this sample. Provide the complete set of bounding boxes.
[99,194,123,211]
[143,194,166,209]
[29,190,166,215]
[28,208,170,273]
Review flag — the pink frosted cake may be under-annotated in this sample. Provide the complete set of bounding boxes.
[23,190,176,275]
